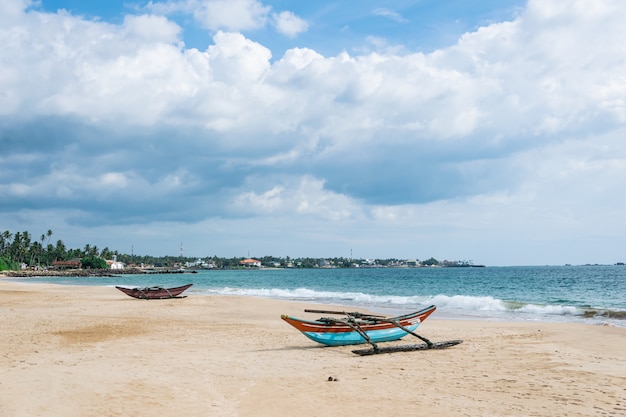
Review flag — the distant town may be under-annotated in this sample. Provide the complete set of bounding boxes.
[3,230,625,275]
[165,256,485,270]
[1,229,486,273]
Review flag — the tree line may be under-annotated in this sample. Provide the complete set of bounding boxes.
[1,229,474,271]
[0,230,114,270]
[0,229,367,270]
[0,229,210,270]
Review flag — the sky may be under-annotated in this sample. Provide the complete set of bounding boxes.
[1,0,625,266]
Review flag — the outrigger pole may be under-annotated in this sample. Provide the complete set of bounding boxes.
[306,309,462,356]
[304,309,386,318]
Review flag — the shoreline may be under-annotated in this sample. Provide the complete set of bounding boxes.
[4,272,626,329]
[0,268,195,277]
[1,281,625,417]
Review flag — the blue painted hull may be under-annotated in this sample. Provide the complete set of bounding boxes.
[281,305,437,346]
[301,322,421,346]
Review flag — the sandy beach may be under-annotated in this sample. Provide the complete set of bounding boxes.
[1,281,624,417]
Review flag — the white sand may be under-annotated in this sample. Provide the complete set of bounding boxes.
[1,281,625,417]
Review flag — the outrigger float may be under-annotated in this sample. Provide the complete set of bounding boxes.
[281,305,462,356]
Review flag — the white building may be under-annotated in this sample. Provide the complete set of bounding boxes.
[107,255,125,270]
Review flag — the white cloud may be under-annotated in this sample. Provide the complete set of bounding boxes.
[272,11,308,37]
[234,176,363,221]
[145,0,307,37]
[372,8,408,23]
[207,31,271,83]
[100,172,129,188]
[3,0,625,151]
[2,0,626,263]
[192,0,270,31]
[122,14,182,43]
[0,0,31,23]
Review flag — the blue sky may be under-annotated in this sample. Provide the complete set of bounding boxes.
[38,1,525,56]
[1,0,625,265]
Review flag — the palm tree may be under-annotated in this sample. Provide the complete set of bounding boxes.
[22,231,32,265]
[0,230,11,256]
[29,241,42,267]
[10,232,22,263]
[101,247,113,260]
[54,240,67,261]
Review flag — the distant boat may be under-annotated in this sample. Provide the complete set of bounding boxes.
[115,283,193,299]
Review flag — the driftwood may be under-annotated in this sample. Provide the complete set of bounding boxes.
[352,339,463,356]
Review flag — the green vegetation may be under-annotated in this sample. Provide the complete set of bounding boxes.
[81,256,109,269]
[421,257,440,266]
[0,229,118,271]
[0,256,19,271]
[1,229,477,271]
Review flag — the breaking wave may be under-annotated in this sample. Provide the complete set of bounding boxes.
[203,286,626,326]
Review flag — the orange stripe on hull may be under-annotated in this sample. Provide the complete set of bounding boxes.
[281,305,436,334]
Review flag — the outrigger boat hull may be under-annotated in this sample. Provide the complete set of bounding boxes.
[281,305,437,347]
[115,283,193,299]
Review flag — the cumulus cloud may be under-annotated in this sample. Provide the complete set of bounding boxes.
[144,0,308,37]
[0,0,31,21]
[207,31,271,84]
[122,14,182,43]
[272,11,309,37]
[234,176,362,221]
[192,0,270,31]
[144,0,269,30]
[1,0,626,262]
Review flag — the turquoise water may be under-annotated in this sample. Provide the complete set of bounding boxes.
[6,265,626,327]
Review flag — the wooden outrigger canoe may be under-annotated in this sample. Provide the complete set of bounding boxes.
[115,283,193,299]
[281,305,462,355]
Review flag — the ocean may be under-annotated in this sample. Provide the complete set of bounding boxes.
[5,265,626,328]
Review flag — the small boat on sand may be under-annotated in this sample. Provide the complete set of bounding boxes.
[115,283,193,299]
[281,305,462,355]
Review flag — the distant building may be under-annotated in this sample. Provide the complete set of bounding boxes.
[185,259,216,269]
[106,255,125,270]
[52,259,82,269]
[240,258,261,268]
[318,259,331,268]
[106,260,125,269]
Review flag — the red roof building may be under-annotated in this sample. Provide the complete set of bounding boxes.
[52,259,82,269]
[239,258,261,268]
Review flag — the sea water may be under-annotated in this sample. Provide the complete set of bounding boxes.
[6,265,626,328]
